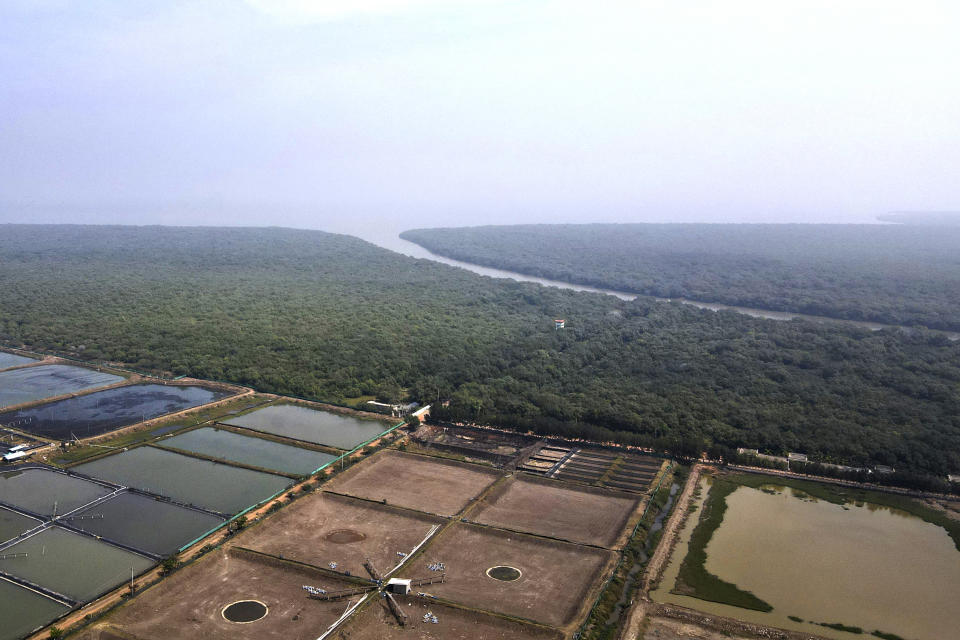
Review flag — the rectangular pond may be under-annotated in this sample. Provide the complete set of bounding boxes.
[0,578,69,640]
[0,383,233,440]
[0,352,36,371]
[159,427,337,476]
[0,468,114,517]
[73,446,292,515]
[220,404,391,450]
[70,491,226,557]
[653,475,960,640]
[0,526,154,602]
[0,506,42,544]
[0,364,124,410]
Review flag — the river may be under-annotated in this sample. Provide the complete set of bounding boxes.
[356,228,960,340]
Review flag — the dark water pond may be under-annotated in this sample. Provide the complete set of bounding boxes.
[0,578,69,640]
[160,427,336,475]
[220,404,391,450]
[0,526,154,602]
[0,364,123,409]
[0,352,36,371]
[73,446,292,515]
[0,384,232,440]
[0,468,114,516]
[222,600,268,622]
[69,491,225,556]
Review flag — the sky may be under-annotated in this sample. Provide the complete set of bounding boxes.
[1,0,958,237]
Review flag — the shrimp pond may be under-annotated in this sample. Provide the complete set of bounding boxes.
[652,474,960,640]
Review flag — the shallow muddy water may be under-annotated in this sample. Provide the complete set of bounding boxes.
[653,478,960,640]
[0,364,123,409]
[0,468,113,516]
[0,383,231,439]
[220,404,391,450]
[73,446,292,515]
[0,526,154,602]
[0,578,69,640]
[0,352,36,371]
[160,426,336,475]
[69,491,225,556]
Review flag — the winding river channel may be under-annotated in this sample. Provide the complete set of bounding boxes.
[363,229,960,340]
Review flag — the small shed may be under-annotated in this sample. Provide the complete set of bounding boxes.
[386,578,411,595]
[554,319,565,330]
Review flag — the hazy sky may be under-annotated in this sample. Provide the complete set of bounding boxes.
[2,1,958,232]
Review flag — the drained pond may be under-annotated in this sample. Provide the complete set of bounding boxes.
[159,427,336,475]
[73,446,292,515]
[653,475,960,640]
[0,364,123,409]
[220,404,391,450]
[0,383,232,440]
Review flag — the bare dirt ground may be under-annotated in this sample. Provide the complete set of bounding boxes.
[238,491,446,578]
[325,450,501,516]
[74,547,364,640]
[333,594,563,639]
[469,475,639,548]
[403,521,615,628]
[641,615,755,640]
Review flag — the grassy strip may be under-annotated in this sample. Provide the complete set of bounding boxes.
[673,477,773,612]
[727,472,960,552]
[818,621,863,634]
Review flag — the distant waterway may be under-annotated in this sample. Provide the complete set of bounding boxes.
[378,233,960,340]
[652,477,960,640]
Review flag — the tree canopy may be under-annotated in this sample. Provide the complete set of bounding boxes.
[1,225,958,481]
[401,223,960,331]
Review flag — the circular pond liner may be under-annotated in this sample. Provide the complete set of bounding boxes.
[486,565,522,581]
[326,529,367,544]
[222,600,268,623]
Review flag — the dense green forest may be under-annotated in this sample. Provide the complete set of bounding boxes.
[1,225,959,485]
[401,224,960,331]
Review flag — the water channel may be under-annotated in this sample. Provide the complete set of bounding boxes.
[652,476,960,640]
